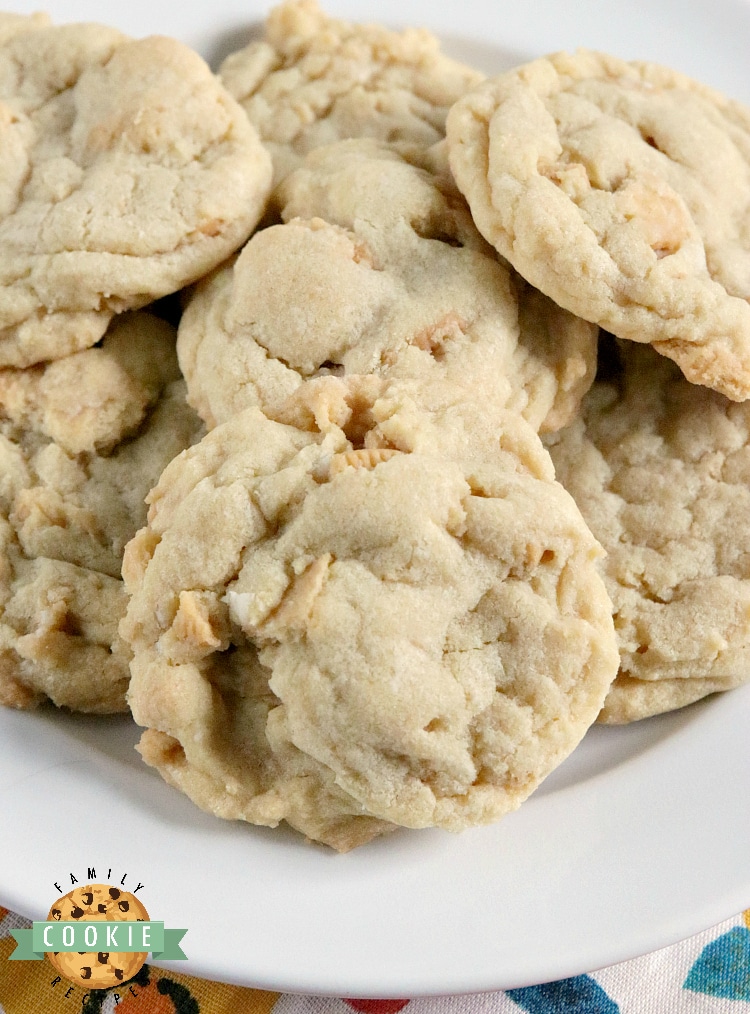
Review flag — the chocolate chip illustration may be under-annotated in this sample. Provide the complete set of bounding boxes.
[46,884,150,988]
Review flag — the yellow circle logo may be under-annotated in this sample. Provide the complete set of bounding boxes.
[45,883,149,989]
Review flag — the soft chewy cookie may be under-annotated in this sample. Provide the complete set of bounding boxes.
[0,313,179,455]
[546,338,750,723]
[0,21,272,368]
[0,314,204,713]
[47,884,149,988]
[122,375,618,848]
[0,12,49,43]
[178,140,597,434]
[447,51,750,400]
[220,0,482,186]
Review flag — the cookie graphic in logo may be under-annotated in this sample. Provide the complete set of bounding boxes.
[45,884,149,988]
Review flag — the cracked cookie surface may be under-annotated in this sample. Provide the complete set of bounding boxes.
[547,338,750,722]
[0,314,204,713]
[220,0,482,186]
[122,374,617,848]
[0,21,271,367]
[178,139,597,434]
[447,50,750,400]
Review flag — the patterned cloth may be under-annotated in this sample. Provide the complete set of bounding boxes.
[2,905,750,1012]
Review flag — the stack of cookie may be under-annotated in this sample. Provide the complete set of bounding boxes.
[120,5,620,849]
[0,314,203,712]
[0,15,271,710]
[446,51,750,724]
[4,2,749,850]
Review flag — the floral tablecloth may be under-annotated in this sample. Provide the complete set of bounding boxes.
[2,904,750,1012]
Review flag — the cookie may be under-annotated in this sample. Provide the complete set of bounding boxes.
[0,12,49,44]
[599,673,742,724]
[219,0,482,186]
[0,313,179,455]
[121,375,618,846]
[0,315,204,713]
[177,139,597,433]
[447,50,750,400]
[546,338,750,722]
[0,22,272,368]
[0,541,131,713]
[46,884,148,988]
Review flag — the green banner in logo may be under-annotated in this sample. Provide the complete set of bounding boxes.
[9,923,187,961]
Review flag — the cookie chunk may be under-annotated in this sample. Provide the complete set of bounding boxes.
[0,22,272,368]
[177,140,597,433]
[220,0,482,185]
[122,375,618,847]
[47,884,148,989]
[546,338,750,722]
[0,315,204,713]
[447,51,750,400]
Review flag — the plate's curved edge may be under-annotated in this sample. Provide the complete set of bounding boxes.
[2,685,748,995]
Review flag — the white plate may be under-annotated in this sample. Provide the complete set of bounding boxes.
[3,0,750,998]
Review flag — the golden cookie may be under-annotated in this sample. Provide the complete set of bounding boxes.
[0,12,49,44]
[220,0,482,185]
[0,21,271,367]
[0,314,204,713]
[447,51,750,400]
[122,375,618,847]
[546,338,750,722]
[178,139,596,434]
[0,313,179,455]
